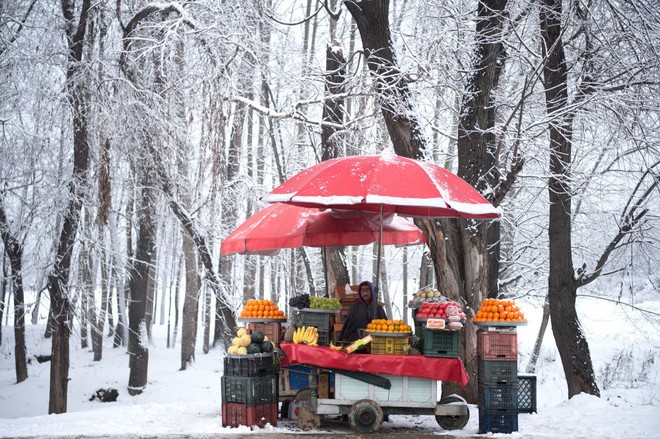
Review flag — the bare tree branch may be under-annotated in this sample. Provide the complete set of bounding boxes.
[578,162,660,287]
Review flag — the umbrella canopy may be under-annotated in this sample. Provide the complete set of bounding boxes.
[221,203,425,256]
[262,154,501,219]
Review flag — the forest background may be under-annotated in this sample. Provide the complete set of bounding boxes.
[0,0,658,417]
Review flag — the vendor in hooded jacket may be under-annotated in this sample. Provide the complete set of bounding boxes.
[338,281,387,342]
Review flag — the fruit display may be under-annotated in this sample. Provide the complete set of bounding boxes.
[415,301,467,320]
[292,325,320,346]
[227,327,275,355]
[309,296,341,310]
[473,298,527,323]
[365,319,412,334]
[288,293,310,309]
[238,299,286,320]
[408,286,449,307]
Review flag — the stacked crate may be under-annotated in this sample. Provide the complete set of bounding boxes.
[477,329,519,434]
[294,309,333,346]
[247,322,284,347]
[421,327,460,358]
[221,353,278,428]
[334,285,360,340]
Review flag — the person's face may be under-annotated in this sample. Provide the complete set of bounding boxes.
[359,285,372,302]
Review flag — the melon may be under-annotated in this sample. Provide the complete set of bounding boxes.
[239,333,252,347]
[236,327,248,337]
[237,346,248,355]
[232,337,241,347]
[227,345,239,355]
[247,343,261,354]
[260,341,274,353]
[251,330,265,345]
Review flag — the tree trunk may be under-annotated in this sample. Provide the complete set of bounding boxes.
[95,247,110,359]
[320,40,350,296]
[0,257,6,345]
[0,202,28,383]
[203,285,211,354]
[112,203,130,348]
[344,0,428,160]
[85,245,104,361]
[526,294,550,373]
[46,0,92,413]
[145,240,158,343]
[180,230,200,370]
[540,0,599,398]
[127,181,156,396]
[172,255,183,348]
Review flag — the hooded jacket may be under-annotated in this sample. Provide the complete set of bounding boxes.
[338,281,387,342]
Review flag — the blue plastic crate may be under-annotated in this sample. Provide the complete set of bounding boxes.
[285,366,335,390]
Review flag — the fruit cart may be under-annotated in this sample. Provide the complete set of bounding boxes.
[279,343,470,433]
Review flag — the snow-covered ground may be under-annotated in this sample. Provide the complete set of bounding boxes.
[1,296,659,438]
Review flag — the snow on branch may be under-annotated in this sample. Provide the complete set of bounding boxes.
[578,161,660,287]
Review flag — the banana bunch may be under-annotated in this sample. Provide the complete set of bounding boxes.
[293,325,319,346]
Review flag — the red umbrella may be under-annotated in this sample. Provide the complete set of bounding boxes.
[221,203,425,256]
[261,154,500,219]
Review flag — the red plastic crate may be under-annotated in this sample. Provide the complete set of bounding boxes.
[477,331,518,360]
[221,402,278,428]
[247,322,284,346]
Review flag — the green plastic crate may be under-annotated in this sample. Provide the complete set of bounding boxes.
[517,374,537,413]
[421,328,459,358]
[221,375,278,405]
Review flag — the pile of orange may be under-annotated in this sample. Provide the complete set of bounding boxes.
[366,319,412,333]
[239,299,286,320]
[473,298,527,323]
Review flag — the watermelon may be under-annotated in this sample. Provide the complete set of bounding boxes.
[247,343,261,354]
[260,341,274,353]
[251,330,265,345]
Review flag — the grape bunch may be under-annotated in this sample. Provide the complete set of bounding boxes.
[289,294,310,309]
[309,296,342,310]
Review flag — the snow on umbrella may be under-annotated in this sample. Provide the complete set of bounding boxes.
[221,203,425,256]
[261,154,501,219]
[261,154,501,296]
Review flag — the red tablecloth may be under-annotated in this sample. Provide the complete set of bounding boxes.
[280,343,468,388]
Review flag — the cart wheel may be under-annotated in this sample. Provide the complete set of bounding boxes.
[435,394,469,430]
[349,399,383,434]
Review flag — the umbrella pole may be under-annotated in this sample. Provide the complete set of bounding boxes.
[375,204,384,301]
[322,248,328,297]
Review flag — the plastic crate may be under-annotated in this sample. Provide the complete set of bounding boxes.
[223,353,276,378]
[422,328,459,358]
[221,375,278,405]
[369,334,410,355]
[221,401,277,428]
[518,374,537,413]
[478,409,518,434]
[477,330,518,360]
[284,365,335,390]
[317,328,330,346]
[478,359,518,385]
[247,322,284,346]
[295,310,331,331]
[478,383,519,411]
